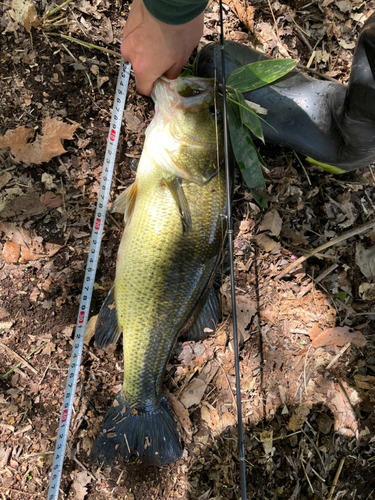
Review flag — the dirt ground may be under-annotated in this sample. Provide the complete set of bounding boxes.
[1,0,375,499]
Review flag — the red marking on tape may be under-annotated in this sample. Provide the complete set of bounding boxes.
[110,129,116,141]
[78,311,85,324]
[95,218,101,230]
[61,409,68,423]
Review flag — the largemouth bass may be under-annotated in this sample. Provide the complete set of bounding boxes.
[91,76,228,466]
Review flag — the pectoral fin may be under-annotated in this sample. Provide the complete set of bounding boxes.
[95,286,121,349]
[163,177,192,232]
[111,179,138,223]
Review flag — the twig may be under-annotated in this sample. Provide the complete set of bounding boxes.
[293,150,311,185]
[301,457,314,494]
[73,457,96,481]
[326,342,351,370]
[0,341,41,376]
[297,63,338,82]
[326,456,345,500]
[277,219,375,279]
[39,361,51,385]
[46,33,121,58]
[267,0,280,42]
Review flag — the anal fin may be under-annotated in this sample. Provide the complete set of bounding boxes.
[95,286,121,349]
[183,287,219,342]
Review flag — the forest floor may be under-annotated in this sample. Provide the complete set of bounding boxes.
[1,0,375,499]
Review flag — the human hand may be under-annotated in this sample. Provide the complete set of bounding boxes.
[121,0,204,96]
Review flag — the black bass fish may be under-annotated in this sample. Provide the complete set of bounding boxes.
[92,76,228,466]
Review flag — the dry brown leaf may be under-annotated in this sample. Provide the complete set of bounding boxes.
[255,233,280,252]
[259,209,282,237]
[180,378,207,408]
[72,471,92,500]
[308,323,322,341]
[0,126,34,149]
[45,242,63,257]
[40,192,63,209]
[236,295,257,345]
[84,315,97,346]
[0,194,46,219]
[0,172,12,191]
[0,222,32,246]
[288,402,312,431]
[1,118,79,165]
[166,391,192,435]
[20,247,47,263]
[30,287,40,303]
[8,0,39,33]
[356,243,375,281]
[3,241,20,263]
[312,326,367,348]
[224,0,254,31]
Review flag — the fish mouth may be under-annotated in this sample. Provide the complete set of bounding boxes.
[152,76,216,117]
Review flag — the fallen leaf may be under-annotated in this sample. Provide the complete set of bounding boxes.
[0,126,34,149]
[255,233,280,252]
[288,402,312,431]
[45,242,63,257]
[124,110,144,134]
[0,118,79,165]
[3,241,20,263]
[166,391,192,435]
[180,378,207,408]
[356,243,375,281]
[236,295,257,346]
[8,0,39,33]
[0,222,31,246]
[30,287,40,302]
[260,430,275,460]
[0,194,46,219]
[316,413,333,434]
[72,471,92,500]
[0,308,10,319]
[312,326,367,348]
[335,0,352,13]
[308,323,322,341]
[259,209,282,237]
[40,192,63,209]
[358,283,375,301]
[0,172,12,191]
[20,247,46,263]
[84,315,97,345]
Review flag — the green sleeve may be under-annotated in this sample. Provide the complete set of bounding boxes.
[143,0,208,25]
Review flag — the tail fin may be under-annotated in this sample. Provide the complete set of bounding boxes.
[91,392,182,466]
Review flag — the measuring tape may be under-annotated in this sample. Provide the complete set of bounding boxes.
[47,59,131,500]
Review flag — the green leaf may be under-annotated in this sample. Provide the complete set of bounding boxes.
[230,89,264,143]
[227,99,267,208]
[334,291,348,302]
[227,58,297,93]
[180,67,192,77]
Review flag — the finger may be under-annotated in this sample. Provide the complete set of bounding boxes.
[164,63,184,81]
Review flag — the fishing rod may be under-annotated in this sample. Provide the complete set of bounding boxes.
[219,0,248,498]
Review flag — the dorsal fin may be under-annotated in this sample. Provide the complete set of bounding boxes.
[111,179,138,223]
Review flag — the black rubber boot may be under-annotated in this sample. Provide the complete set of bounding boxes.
[195,13,375,173]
